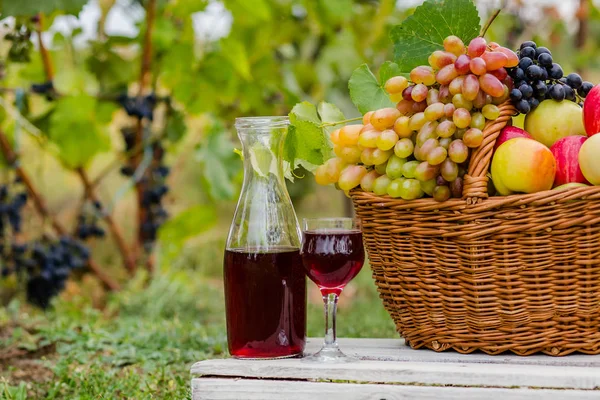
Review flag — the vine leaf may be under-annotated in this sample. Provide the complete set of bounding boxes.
[390,0,480,72]
[1,0,87,16]
[349,64,394,114]
[317,102,345,134]
[49,95,110,169]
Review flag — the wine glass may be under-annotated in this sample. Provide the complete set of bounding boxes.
[300,217,365,362]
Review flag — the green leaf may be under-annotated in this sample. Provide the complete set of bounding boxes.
[157,204,217,249]
[220,37,251,80]
[318,0,353,22]
[284,102,330,172]
[224,0,271,23]
[390,0,480,72]
[317,102,345,134]
[165,108,186,143]
[378,61,407,83]
[1,0,87,16]
[290,102,320,124]
[348,64,394,114]
[196,121,241,201]
[49,95,110,169]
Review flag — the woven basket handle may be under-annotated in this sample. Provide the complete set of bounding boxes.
[463,101,517,204]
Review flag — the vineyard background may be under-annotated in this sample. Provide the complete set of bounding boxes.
[1,0,600,398]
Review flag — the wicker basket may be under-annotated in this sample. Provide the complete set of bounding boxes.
[351,101,600,356]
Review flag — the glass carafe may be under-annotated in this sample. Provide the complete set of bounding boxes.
[224,116,306,359]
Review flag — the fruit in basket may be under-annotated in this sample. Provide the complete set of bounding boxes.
[524,100,586,147]
[494,126,532,152]
[552,182,589,191]
[583,84,600,136]
[549,136,589,186]
[491,138,556,195]
[578,134,600,185]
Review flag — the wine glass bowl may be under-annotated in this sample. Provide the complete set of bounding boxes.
[300,217,365,362]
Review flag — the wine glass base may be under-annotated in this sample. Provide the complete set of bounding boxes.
[302,346,357,363]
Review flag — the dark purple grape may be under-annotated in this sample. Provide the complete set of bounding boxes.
[566,73,583,89]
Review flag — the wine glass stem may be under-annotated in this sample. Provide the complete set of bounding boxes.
[323,293,339,349]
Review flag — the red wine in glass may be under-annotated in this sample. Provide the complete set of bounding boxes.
[224,247,307,358]
[301,230,364,296]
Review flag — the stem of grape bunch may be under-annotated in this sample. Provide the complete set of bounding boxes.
[480,4,505,38]
[320,117,363,128]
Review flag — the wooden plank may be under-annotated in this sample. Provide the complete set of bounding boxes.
[192,378,600,400]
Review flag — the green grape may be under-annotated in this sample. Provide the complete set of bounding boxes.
[387,178,406,198]
[414,161,439,182]
[376,129,399,151]
[452,94,473,111]
[470,112,486,130]
[358,130,380,148]
[373,175,392,195]
[386,155,407,179]
[410,66,436,86]
[436,120,456,138]
[394,138,414,159]
[463,128,484,148]
[408,112,427,131]
[424,102,445,121]
[384,76,409,95]
[449,76,465,95]
[393,116,412,138]
[402,160,420,179]
[420,179,436,196]
[400,178,425,200]
[433,185,451,202]
[454,128,466,140]
[371,148,393,165]
[426,88,440,105]
[411,83,428,102]
[360,170,380,192]
[374,161,388,175]
[448,139,469,163]
[427,146,447,166]
[416,122,438,146]
[338,165,368,191]
[439,137,452,150]
[440,158,458,182]
[482,104,500,120]
[315,164,330,185]
[453,108,471,129]
[416,138,438,161]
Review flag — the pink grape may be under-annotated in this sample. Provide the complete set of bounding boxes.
[360,148,375,165]
[410,66,436,86]
[454,54,471,75]
[495,46,519,68]
[427,146,448,166]
[360,170,380,192]
[371,108,401,130]
[443,35,465,56]
[448,139,469,163]
[450,177,463,198]
[469,57,487,75]
[339,124,364,145]
[428,50,457,69]
[330,128,341,145]
[462,74,480,101]
[358,130,380,148]
[394,138,414,158]
[402,86,414,101]
[396,99,414,115]
[412,101,427,113]
[408,112,427,131]
[453,108,471,129]
[440,158,458,182]
[338,165,367,191]
[417,138,439,161]
[479,73,505,97]
[414,161,440,182]
[416,122,438,146]
[384,76,409,94]
[481,51,508,71]
[424,102,445,121]
[362,111,374,125]
[467,37,487,58]
[463,128,484,148]
[489,67,508,81]
[443,103,456,118]
[449,76,465,95]
[473,90,492,109]
[436,120,456,138]
[492,85,510,105]
[393,116,412,138]
[436,64,459,85]
[433,185,451,202]
[411,84,428,102]
[335,145,362,163]
[426,88,440,105]
[438,85,452,103]
[439,137,452,150]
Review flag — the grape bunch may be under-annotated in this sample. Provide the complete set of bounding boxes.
[0,178,28,233]
[76,200,106,240]
[507,41,593,114]
[120,126,137,177]
[315,35,516,201]
[140,142,170,248]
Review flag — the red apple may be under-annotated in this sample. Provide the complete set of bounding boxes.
[583,84,600,137]
[549,136,589,187]
[493,126,532,153]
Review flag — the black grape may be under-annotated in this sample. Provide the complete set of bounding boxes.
[515,99,531,114]
[519,84,533,98]
[509,89,522,102]
[549,84,565,101]
[520,41,537,50]
[578,81,594,97]
[520,47,535,59]
[566,73,583,89]
[548,63,563,80]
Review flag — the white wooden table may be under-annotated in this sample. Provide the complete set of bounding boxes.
[191,338,600,399]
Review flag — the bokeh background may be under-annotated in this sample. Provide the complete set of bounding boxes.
[1,0,600,398]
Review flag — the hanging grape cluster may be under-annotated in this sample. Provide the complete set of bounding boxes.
[140,142,169,248]
[507,41,593,114]
[76,200,106,240]
[316,35,516,201]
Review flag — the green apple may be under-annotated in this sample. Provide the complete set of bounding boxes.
[524,100,586,147]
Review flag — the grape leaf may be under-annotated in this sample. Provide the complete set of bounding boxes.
[48,95,110,169]
[349,64,394,114]
[165,108,186,143]
[379,61,408,83]
[284,102,330,172]
[390,0,480,72]
[317,101,345,134]
[1,0,87,16]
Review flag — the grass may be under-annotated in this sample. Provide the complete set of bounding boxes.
[0,239,396,399]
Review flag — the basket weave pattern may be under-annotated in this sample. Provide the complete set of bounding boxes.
[351,102,600,355]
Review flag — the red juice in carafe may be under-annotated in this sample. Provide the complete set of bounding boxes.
[224,247,306,358]
[301,230,364,296]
